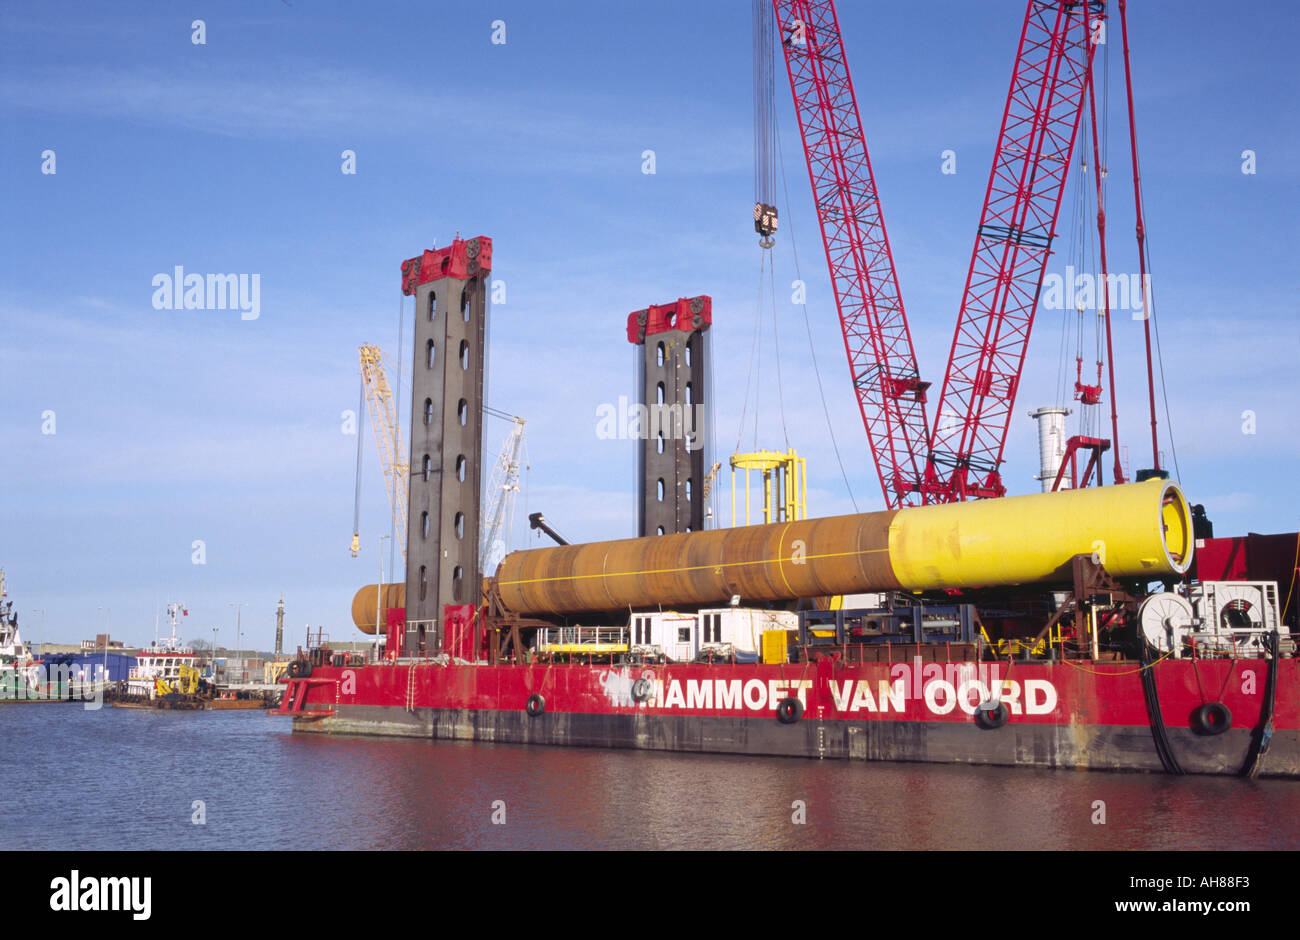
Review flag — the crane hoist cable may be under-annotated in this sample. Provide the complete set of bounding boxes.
[775,105,858,512]
[1118,0,1180,484]
[734,251,768,455]
[1085,24,1126,484]
[1060,104,1104,442]
[738,2,795,468]
[736,244,792,456]
[753,0,778,246]
[769,244,791,451]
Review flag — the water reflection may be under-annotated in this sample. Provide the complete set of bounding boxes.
[2,707,1296,850]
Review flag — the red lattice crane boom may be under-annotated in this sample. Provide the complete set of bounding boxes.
[772,0,1107,507]
[924,1,1104,501]
[773,0,931,509]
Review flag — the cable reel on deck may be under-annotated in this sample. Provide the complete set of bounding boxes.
[1137,591,1195,655]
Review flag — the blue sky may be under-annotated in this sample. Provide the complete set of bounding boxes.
[2,1,1297,650]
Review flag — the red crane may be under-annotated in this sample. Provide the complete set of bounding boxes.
[771,0,931,508]
[772,0,1116,507]
[924,1,1103,501]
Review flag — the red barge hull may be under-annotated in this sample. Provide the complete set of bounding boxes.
[278,657,1300,777]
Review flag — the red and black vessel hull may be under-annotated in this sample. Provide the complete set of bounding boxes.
[276,656,1300,777]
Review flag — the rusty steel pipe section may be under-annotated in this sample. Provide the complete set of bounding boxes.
[346,513,893,632]
[351,583,406,635]
[352,479,1192,626]
[491,479,1192,617]
[496,513,900,617]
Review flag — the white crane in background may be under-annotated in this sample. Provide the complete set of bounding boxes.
[481,410,526,572]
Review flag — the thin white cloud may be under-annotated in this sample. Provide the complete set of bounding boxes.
[0,62,751,176]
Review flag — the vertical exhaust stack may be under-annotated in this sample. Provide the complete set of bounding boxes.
[1029,406,1071,492]
[401,237,492,655]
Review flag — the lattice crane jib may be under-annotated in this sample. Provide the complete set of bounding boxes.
[925,1,1104,502]
[770,1,1109,508]
[359,344,409,558]
[481,417,526,571]
[772,0,932,508]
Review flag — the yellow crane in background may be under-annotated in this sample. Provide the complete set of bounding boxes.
[350,344,408,559]
[700,461,722,527]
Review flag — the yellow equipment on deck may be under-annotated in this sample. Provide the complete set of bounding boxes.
[156,664,201,697]
[761,630,791,665]
[730,448,806,527]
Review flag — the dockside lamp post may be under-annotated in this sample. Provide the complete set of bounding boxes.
[212,626,219,682]
[229,602,247,682]
[378,534,391,658]
[96,606,110,681]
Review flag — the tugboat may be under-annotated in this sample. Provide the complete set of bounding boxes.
[0,570,48,702]
[118,603,205,709]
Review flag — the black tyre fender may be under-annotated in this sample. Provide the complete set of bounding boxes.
[631,677,652,702]
[776,697,804,724]
[286,660,303,679]
[525,693,546,718]
[976,700,1010,730]
[1193,702,1232,735]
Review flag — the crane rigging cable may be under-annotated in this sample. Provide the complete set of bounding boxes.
[753,0,779,245]
[1058,100,1104,441]
[772,0,931,508]
[769,245,791,451]
[775,102,859,512]
[752,261,763,452]
[734,251,768,455]
[735,211,792,458]
[1082,27,1126,484]
[740,1,859,512]
[738,0,778,457]
[763,0,1189,507]
[753,0,777,210]
[1117,0,1179,484]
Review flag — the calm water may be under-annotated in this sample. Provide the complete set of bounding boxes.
[2,703,1298,850]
